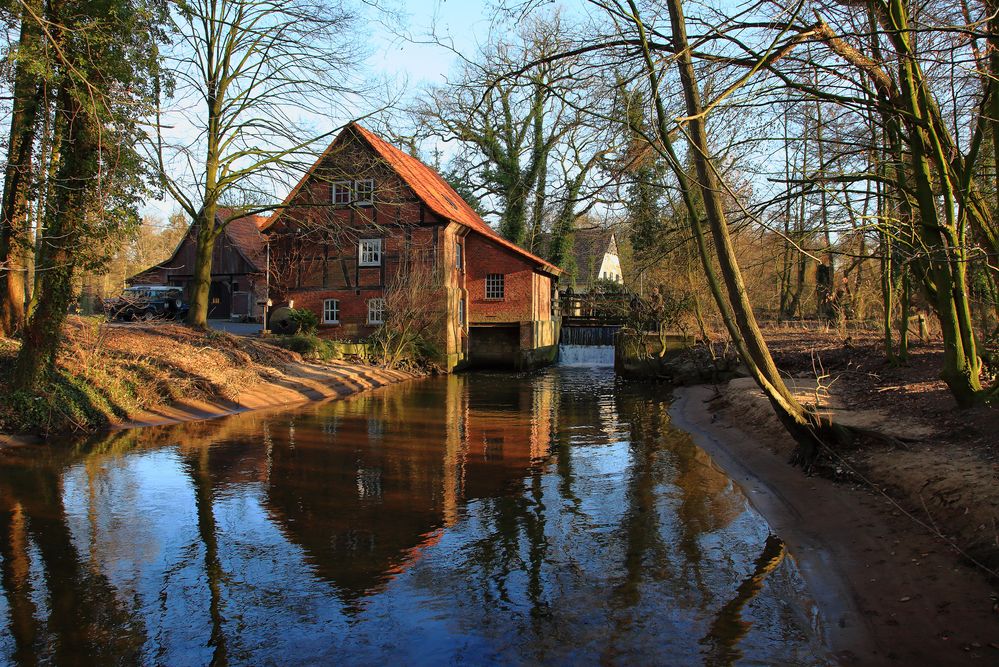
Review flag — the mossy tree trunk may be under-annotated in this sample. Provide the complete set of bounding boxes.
[0,0,44,337]
[186,204,219,329]
[14,84,99,392]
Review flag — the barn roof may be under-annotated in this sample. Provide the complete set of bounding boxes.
[264,122,561,276]
[128,209,267,284]
[217,208,268,272]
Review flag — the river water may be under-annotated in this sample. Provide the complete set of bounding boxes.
[0,367,830,665]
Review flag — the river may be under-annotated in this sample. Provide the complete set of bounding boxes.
[0,366,831,665]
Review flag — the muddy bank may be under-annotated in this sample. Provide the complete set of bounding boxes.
[671,382,999,665]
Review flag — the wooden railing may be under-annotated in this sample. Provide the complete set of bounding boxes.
[559,291,632,326]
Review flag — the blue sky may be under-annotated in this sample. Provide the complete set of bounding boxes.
[372,0,493,89]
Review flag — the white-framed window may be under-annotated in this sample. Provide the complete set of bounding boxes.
[323,298,339,324]
[333,180,352,206]
[456,241,463,270]
[359,238,382,266]
[367,298,385,324]
[354,178,374,205]
[485,273,504,300]
[458,297,465,328]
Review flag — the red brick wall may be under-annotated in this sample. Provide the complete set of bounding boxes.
[281,225,443,333]
[465,233,552,325]
[267,127,553,353]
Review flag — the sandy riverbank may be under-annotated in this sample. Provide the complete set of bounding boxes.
[671,382,999,665]
[112,358,417,430]
[0,318,419,444]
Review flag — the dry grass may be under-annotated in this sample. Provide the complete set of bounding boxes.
[0,316,306,434]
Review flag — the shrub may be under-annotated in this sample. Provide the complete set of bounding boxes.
[270,334,342,362]
[288,308,319,335]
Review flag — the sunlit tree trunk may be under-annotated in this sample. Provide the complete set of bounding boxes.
[0,0,44,337]
[627,0,841,461]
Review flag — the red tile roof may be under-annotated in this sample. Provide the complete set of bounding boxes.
[264,122,561,275]
[218,208,268,271]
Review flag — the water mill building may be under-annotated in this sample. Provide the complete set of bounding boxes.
[262,122,562,371]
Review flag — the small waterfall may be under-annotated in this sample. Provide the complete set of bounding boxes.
[559,344,614,367]
[558,325,619,368]
[560,326,618,346]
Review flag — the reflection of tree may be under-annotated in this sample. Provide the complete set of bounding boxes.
[672,425,743,607]
[0,448,146,664]
[699,535,786,666]
[607,386,746,647]
[608,399,672,613]
[182,448,229,667]
[0,501,39,665]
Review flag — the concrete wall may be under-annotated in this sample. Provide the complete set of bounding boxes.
[466,320,559,371]
[614,329,696,376]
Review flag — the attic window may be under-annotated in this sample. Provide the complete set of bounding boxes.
[333,181,352,205]
[443,194,458,210]
[355,179,374,206]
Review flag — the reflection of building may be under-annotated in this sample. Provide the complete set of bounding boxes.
[249,374,555,602]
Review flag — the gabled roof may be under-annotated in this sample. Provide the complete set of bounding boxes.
[264,122,560,275]
[128,209,267,283]
[217,208,267,272]
[571,229,618,286]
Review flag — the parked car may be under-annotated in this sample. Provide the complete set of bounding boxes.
[105,285,189,321]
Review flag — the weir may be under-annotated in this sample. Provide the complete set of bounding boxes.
[558,325,619,367]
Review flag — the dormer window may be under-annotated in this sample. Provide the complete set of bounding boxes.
[355,179,374,206]
[333,181,352,205]
[359,238,382,266]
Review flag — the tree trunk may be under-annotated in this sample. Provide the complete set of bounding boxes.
[0,2,44,337]
[14,84,98,392]
[884,0,982,405]
[185,207,218,329]
[630,0,840,462]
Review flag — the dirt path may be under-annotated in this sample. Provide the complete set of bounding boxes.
[671,384,999,666]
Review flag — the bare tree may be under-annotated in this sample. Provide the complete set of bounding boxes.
[152,0,371,327]
[371,258,447,368]
[412,9,613,254]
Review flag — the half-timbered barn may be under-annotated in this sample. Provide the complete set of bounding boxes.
[130,209,268,320]
[263,122,561,371]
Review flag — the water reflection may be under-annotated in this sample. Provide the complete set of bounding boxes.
[0,368,829,665]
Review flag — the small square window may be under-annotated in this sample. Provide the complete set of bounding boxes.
[355,179,374,205]
[359,238,382,266]
[333,181,352,206]
[323,299,339,324]
[485,273,504,300]
[367,298,385,324]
